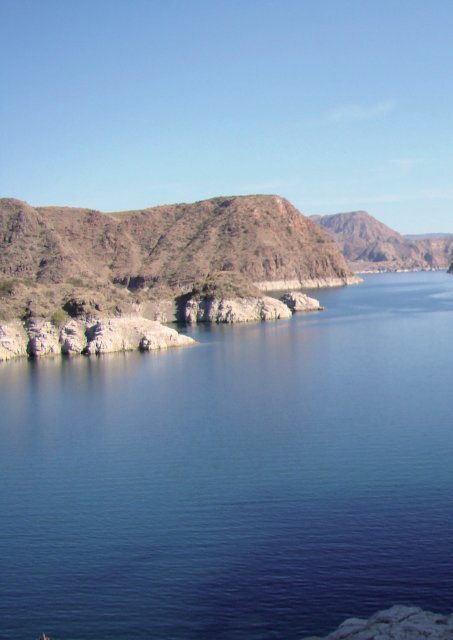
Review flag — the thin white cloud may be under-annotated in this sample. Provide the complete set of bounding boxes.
[305,188,453,208]
[325,100,396,123]
[389,157,424,172]
[418,188,453,199]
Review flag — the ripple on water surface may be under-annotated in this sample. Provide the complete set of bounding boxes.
[1,272,453,639]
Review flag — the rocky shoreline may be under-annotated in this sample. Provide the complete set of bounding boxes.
[254,275,362,291]
[0,291,324,363]
[0,316,195,362]
[253,275,363,291]
[184,295,292,323]
[303,605,453,639]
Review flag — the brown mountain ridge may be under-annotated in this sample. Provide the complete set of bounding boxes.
[311,210,453,272]
[0,194,356,321]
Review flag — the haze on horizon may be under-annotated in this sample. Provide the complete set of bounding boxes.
[1,0,453,235]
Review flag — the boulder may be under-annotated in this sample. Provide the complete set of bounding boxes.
[139,323,193,350]
[280,291,323,312]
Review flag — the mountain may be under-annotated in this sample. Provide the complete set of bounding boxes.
[0,194,357,320]
[312,211,453,272]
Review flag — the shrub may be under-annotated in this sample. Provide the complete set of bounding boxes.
[51,309,68,327]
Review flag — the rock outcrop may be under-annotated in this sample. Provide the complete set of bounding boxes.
[26,318,61,357]
[0,316,195,362]
[59,320,87,355]
[0,321,29,361]
[184,296,292,323]
[312,211,453,273]
[279,292,323,312]
[83,317,194,354]
[181,272,325,323]
[303,605,453,640]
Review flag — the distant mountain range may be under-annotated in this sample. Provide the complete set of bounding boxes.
[311,211,453,272]
[405,233,453,240]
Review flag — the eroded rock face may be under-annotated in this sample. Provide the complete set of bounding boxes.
[184,296,292,323]
[139,323,193,350]
[0,316,195,362]
[59,320,87,355]
[83,317,194,355]
[26,319,60,357]
[0,321,29,361]
[303,605,453,640]
[280,292,323,312]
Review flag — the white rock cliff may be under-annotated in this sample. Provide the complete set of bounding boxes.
[0,316,195,362]
[184,296,292,323]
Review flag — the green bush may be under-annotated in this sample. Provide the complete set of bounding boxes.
[51,309,68,327]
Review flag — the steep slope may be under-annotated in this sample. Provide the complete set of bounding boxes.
[109,195,356,289]
[0,195,357,320]
[312,211,453,272]
[412,235,453,269]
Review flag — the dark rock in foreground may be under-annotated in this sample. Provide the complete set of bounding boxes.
[303,605,453,639]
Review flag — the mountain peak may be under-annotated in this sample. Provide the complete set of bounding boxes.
[312,210,453,271]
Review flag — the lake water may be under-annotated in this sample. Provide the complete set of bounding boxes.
[2,271,453,640]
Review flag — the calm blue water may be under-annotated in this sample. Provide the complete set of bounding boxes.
[1,271,453,640]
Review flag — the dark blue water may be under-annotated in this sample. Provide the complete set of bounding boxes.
[2,271,453,639]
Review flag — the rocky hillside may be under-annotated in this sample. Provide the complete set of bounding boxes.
[312,211,453,272]
[0,195,357,321]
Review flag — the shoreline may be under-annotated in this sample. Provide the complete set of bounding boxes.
[0,316,196,363]
[0,287,326,363]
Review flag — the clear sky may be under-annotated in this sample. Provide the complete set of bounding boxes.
[1,0,453,233]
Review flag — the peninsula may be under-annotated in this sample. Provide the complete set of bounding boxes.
[0,194,356,361]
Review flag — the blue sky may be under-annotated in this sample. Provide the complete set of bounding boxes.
[1,0,453,233]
